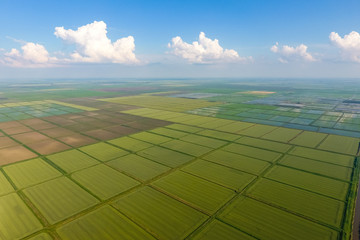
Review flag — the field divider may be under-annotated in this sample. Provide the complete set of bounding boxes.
[17,190,50,228]
[342,155,360,240]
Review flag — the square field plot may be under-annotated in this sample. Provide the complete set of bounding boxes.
[222,143,282,162]
[180,134,227,149]
[80,142,128,162]
[150,127,189,138]
[47,149,100,173]
[3,125,32,135]
[279,155,352,181]
[152,171,235,214]
[289,131,327,148]
[182,159,255,191]
[193,220,255,240]
[265,166,349,200]
[203,150,270,175]
[40,127,75,138]
[57,206,155,240]
[71,164,140,200]
[113,187,207,240]
[219,196,338,240]
[4,158,62,189]
[236,136,291,153]
[130,131,173,144]
[27,139,71,155]
[246,178,345,228]
[289,146,354,167]
[261,128,302,143]
[166,124,203,133]
[214,121,254,133]
[12,132,50,144]
[137,146,195,168]
[198,119,233,129]
[196,129,240,141]
[317,135,360,155]
[237,124,277,137]
[57,134,97,148]
[108,154,170,182]
[104,125,139,136]
[0,193,43,240]
[23,177,99,224]
[0,145,38,166]
[108,136,153,152]
[161,140,212,157]
[83,129,120,141]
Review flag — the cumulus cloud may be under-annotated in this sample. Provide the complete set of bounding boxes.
[54,21,138,64]
[1,42,57,67]
[168,32,249,63]
[330,31,360,62]
[271,42,316,63]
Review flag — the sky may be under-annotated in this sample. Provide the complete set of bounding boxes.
[0,0,360,79]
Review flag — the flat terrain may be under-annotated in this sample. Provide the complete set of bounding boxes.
[0,79,359,240]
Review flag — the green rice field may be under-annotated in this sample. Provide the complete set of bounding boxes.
[0,78,359,240]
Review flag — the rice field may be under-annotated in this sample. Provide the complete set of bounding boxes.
[0,79,359,240]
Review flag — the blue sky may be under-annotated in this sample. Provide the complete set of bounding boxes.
[1,0,360,78]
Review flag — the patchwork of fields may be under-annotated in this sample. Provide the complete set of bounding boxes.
[0,79,359,240]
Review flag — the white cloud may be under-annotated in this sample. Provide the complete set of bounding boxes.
[54,21,138,64]
[1,42,57,67]
[329,31,360,62]
[168,32,249,63]
[271,42,316,63]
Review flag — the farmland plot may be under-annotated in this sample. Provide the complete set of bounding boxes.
[219,196,338,240]
[182,159,256,191]
[80,142,129,162]
[203,150,271,175]
[4,158,62,189]
[0,193,42,239]
[23,177,99,224]
[113,187,207,240]
[278,155,352,181]
[192,220,256,240]
[246,178,345,228]
[71,164,140,200]
[138,146,194,168]
[265,166,349,200]
[107,154,170,181]
[57,206,155,240]
[152,171,235,213]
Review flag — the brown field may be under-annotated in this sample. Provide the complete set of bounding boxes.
[104,125,139,135]
[43,116,77,126]
[66,123,98,132]
[3,125,32,135]
[20,118,48,126]
[30,122,56,130]
[57,134,97,147]
[0,137,19,149]
[13,132,51,144]
[0,145,38,166]
[27,139,71,155]
[83,129,120,141]
[40,127,76,138]
[0,121,23,129]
